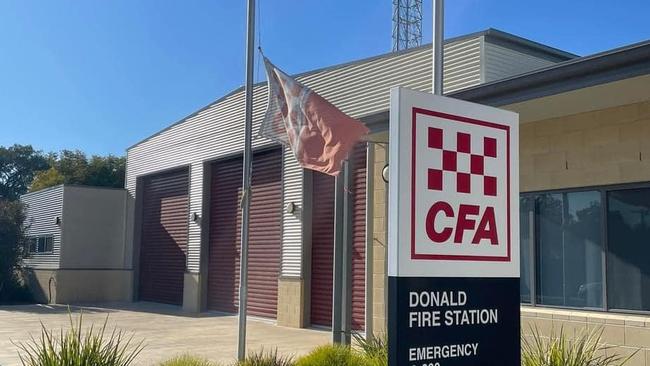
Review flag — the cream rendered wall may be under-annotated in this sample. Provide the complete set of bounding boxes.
[59,186,128,269]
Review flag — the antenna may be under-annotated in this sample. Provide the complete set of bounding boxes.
[392,0,423,51]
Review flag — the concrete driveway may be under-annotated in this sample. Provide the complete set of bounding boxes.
[0,303,330,366]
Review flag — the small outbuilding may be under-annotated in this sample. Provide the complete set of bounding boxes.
[20,184,132,304]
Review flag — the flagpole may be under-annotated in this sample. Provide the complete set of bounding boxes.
[432,0,444,95]
[238,0,255,361]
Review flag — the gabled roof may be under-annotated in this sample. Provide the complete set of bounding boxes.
[127,28,574,150]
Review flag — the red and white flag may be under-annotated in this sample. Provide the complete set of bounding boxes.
[260,57,369,176]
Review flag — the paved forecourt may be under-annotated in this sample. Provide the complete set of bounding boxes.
[0,303,329,366]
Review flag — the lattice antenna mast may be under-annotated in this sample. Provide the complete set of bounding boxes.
[392,0,423,51]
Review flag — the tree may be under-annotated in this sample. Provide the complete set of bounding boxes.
[85,155,125,188]
[56,149,89,184]
[29,151,126,191]
[30,167,65,192]
[0,145,49,200]
[0,199,31,303]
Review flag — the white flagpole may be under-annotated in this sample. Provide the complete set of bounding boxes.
[432,0,444,95]
[238,0,255,361]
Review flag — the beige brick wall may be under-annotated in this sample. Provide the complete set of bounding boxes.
[521,100,650,191]
[522,307,650,366]
[277,277,304,328]
[371,143,388,334]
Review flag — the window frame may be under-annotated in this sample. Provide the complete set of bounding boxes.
[27,235,55,255]
[521,181,650,315]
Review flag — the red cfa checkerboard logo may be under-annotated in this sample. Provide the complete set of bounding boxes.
[411,107,511,262]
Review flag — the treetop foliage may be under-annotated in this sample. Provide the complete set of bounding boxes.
[0,144,125,200]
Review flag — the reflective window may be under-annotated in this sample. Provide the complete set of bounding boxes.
[536,191,602,308]
[607,189,650,311]
[520,196,534,303]
[28,236,53,254]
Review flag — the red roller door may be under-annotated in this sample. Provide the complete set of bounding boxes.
[350,147,367,331]
[207,148,282,318]
[310,171,335,327]
[310,146,367,330]
[138,168,189,305]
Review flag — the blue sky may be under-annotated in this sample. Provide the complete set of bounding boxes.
[1,0,648,156]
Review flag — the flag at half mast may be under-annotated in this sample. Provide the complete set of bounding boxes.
[260,57,369,176]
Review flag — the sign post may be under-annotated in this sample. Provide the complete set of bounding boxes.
[387,87,520,366]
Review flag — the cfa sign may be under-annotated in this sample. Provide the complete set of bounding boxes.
[387,87,520,366]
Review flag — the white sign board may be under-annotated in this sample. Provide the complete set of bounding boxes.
[387,87,520,366]
[388,87,519,278]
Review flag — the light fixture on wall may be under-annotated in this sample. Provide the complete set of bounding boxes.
[285,202,296,214]
[55,216,61,226]
[382,164,389,183]
[192,212,200,222]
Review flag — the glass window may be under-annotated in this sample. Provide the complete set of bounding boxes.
[43,236,53,252]
[520,196,534,303]
[28,236,54,254]
[536,191,603,308]
[607,188,650,311]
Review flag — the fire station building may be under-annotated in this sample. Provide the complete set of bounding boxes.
[122,28,650,359]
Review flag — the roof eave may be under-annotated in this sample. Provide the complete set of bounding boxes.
[450,40,650,107]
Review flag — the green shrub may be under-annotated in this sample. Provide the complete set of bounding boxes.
[0,199,32,304]
[235,349,294,366]
[296,344,369,366]
[15,310,144,366]
[160,354,219,366]
[353,333,387,366]
[522,326,636,366]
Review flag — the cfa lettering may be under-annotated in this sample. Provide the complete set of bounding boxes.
[425,202,498,245]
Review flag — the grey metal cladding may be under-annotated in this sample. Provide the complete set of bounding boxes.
[20,185,64,270]
[484,40,558,83]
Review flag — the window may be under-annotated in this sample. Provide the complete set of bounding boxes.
[520,197,533,303]
[535,191,602,308]
[607,188,650,311]
[28,236,53,254]
[518,185,650,313]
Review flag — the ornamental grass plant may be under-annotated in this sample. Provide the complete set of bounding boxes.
[521,326,636,366]
[234,349,294,366]
[295,344,370,366]
[15,310,144,366]
[159,354,220,366]
[352,332,387,366]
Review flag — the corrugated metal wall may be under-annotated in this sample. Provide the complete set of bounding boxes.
[483,40,559,83]
[282,148,303,277]
[126,37,483,277]
[187,162,203,271]
[21,185,64,270]
[443,37,482,92]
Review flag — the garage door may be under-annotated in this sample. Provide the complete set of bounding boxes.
[310,146,367,330]
[207,148,282,318]
[138,168,189,305]
[350,147,367,331]
[310,171,335,327]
